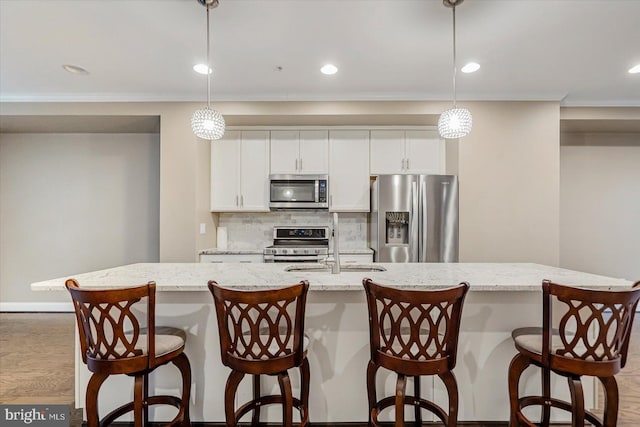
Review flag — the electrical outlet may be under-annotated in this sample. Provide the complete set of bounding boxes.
[199,223,206,234]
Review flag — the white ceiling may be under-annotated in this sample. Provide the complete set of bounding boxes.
[1,0,639,106]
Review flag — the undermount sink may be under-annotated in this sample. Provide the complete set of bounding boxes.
[284,265,387,273]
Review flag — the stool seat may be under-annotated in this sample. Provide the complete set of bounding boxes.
[508,280,640,427]
[209,281,310,427]
[66,279,191,427]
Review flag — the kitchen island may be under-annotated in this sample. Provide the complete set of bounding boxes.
[31,263,632,422]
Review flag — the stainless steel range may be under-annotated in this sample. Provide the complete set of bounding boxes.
[263,226,329,263]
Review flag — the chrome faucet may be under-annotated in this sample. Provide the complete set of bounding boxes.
[327,212,341,274]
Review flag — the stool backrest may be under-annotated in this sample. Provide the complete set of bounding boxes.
[65,278,155,374]
[363,278,469,376]
[543,280,640,375]
[209,280,309,375]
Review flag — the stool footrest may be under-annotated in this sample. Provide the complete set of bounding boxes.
[99,395,185,427]
[518,395,603,427]
[371,395,448,426]
[236,395,309,426]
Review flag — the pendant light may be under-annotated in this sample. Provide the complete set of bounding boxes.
[438,0,472,139]
[191,0,225,140]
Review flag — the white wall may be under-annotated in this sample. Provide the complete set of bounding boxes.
[560,133,640,281]
[458,101,560,264]
[0,133,160,305]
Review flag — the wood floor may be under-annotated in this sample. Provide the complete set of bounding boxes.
[1,312,639,426]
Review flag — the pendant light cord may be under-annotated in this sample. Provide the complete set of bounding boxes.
[452,4,457,107]
[206,4,211,108]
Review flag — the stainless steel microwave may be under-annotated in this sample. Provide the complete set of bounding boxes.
[269,174,329,210]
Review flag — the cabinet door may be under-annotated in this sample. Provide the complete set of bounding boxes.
[329,130,370,212]
[405,130,444,174]
[239,130,270,211]
[299,130,329,174]
[370,130,406,174]
[211,131,240,211]
[270,130,299,174]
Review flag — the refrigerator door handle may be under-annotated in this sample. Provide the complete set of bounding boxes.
[420,179,428,262]
[410,180,419,262]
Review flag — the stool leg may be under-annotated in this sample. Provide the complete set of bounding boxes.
[508,353,530,427]
[225,370,244,427]
[598,376,619,427]
[395,373,406,427]
[439,371,458,427]
[300,358,311,425]
[172,352,192,426]
[414,376,422,426]
[541,365,551,426]
[366,360,379,425]
[252,375,261,427]
[567,375,585,427]
[133,374,144,427]
[143,372,149,426]
[277,371,293,427]
[85,372,109,427]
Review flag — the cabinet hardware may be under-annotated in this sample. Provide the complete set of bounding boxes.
[401,159,406,170]
[300,158,303,171]
[406,158,410,170]
[235,195,238,206]
[295,158,299,171]
[240,195,244,207]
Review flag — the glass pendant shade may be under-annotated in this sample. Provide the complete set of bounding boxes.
[191,107,225,140]
[438,107,472,139]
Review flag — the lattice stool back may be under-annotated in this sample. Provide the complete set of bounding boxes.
[66,279,191,427]
[508,280,640,427]
[209,280,310,427]
[363,278,469,427]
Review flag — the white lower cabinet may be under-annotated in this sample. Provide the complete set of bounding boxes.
[328,130,370,212]
[200,254,263,263]
[211,130,270,212]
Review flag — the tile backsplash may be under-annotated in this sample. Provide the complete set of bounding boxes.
[218,212,368,250]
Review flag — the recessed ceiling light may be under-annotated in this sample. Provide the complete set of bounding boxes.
[629,64,640,74]
[320,64,338,75]
[62,64,89,75]
[461,62,480,73]
[193,64,212,75]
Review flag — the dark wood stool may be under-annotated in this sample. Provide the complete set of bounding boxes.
[66,279,191,427]
[209,280,310,427]
[363,278,469,427]
[508,280,640,427]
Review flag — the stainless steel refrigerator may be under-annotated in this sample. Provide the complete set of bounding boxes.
[369,174,459,262]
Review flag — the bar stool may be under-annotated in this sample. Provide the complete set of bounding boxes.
[66,279,191,427]
[363,278,469,427]
[508,280,640,427]
[208,280,310,427]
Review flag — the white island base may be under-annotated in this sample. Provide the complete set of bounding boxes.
[31,263,632,423]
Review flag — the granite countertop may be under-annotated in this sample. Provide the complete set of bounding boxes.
[31,262,632,292]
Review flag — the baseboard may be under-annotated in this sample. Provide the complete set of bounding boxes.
[0,302,73,312]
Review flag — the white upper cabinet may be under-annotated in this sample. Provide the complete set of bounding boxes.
[329,130,370,212]
[211,130,270,212]
[370,129,444,175]
[270,130,328,174]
